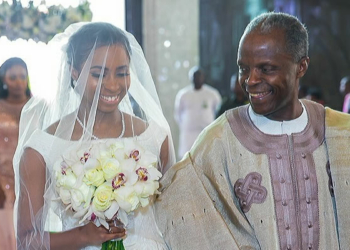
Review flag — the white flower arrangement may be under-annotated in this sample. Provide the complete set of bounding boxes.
[54,139,162,229]
[0,1,92,43]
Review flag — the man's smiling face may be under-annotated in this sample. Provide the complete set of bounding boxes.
[237,28,306,121]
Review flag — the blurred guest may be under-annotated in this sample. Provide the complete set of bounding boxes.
[174,66,221,159]
[339,76,350,96]
[0,182,5,209]
[298,84,308,99]
[0,57,31,250]
[216,73,248,117]
[340,76,350,113]
[305,87,325,105]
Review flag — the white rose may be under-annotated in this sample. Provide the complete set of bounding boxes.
[93,184,114,211]
[84,169,105,187]
[100,158,121,180]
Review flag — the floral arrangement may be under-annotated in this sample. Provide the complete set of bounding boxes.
[54,139,162,250]
[0,1,92,43]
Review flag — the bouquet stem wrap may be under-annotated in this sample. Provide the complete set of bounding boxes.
[102,240,124,250]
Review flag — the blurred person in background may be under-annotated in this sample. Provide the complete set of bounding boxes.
[216,73,248,118]
[0,57,31,250]
[340,76,350,113]
[174,66,221,159]
[305,86,325,106]
[0,182,5,208]
[298,84,308,99]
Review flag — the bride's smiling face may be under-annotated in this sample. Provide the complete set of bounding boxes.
[82,44,130,113]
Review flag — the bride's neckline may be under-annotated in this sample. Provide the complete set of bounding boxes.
[76,111,125,140]
[41,112,152,142]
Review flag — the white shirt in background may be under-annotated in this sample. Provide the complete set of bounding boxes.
[175,84,222,158]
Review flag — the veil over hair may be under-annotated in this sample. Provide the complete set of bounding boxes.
[13,22,175,249]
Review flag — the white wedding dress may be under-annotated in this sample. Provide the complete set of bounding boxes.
[23,120,169,250]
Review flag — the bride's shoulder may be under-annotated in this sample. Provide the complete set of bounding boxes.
[45,112,80,138]
[123,112,149,136]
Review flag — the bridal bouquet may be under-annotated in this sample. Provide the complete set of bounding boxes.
[53,139,162,250]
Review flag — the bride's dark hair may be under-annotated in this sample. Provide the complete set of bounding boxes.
[66,22,131,72]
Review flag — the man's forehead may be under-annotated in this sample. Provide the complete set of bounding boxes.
[245,28,285,44]
[237,35,295,64]
[238,30,286,55]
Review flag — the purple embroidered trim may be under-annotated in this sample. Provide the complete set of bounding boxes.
[234,172,267,213]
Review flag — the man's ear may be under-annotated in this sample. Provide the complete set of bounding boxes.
[297,57,310,78]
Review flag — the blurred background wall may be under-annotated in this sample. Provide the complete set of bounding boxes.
[142,0,199,159]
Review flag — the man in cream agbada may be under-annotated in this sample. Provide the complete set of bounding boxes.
[156,12,350,250]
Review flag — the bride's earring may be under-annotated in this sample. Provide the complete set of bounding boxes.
[72,80,77,87]
[3,83,7,90]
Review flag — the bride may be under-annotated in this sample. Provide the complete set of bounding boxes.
[13,22,175,249]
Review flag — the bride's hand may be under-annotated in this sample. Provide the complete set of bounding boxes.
[107,217,125,231]
[79,222,126,247]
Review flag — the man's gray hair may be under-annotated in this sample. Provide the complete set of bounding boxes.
[241,12,308,62]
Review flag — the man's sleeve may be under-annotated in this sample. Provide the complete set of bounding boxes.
[156,117,262,249]
[155,154,242,249]
[325,108,350,248]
